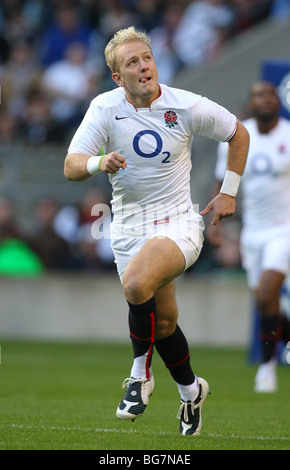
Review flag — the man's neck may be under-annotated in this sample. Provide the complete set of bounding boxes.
[126,85,161,109]
[256,116,279,134]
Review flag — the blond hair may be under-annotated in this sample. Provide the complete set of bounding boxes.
[104,26,152,73]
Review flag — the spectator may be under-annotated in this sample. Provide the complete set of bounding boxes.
[172,0,234,67]
[86,28,107,81]
[40,2,93,66]
[0,196,20,242]
[0,39,42,120]
[231,0,273,34]
[0,0,38,45]
[53,204,80,245]
[98,0,137,40]
[0,112,17,145]
[21,0,47,33]
[77,188,115,271]
[135,0,163,32]
[52,202,87,270]
[150,2,184,84]
[27,197,71,269]
[208,219,242,269]
[20,89,66,145]
[41,42,98,129]
[52,187,115,271]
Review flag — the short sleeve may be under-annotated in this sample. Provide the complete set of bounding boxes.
[68,97,108,156]
[191,97,238,142]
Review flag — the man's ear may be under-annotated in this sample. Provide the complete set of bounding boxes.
[112,72,124,87]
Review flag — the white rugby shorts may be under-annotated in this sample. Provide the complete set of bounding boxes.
[110,209,205,281]
[240,223,290,289]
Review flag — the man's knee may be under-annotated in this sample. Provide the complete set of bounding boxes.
[123,271,153,304]
[256,284,279,316]
[155,318,176,340]
[256,270,285,316]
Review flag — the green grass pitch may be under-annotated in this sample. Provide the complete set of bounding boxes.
[0,341,289,450]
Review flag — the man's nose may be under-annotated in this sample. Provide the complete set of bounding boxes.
[140,60,149,71]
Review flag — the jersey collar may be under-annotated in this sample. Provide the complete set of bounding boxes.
[125,84,162,112]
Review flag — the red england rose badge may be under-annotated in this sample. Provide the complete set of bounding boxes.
[164,110,178,128]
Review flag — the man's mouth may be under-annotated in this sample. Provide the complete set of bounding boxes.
[140,77,152,83]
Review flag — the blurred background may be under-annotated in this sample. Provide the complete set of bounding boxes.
[0,0,289,350]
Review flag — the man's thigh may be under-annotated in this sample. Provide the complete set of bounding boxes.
[241,226,290,290]
[112,208,204,283]
[122,236,186,303]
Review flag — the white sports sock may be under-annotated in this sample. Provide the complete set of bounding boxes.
[176,377,199,402]
[256,357,277,378]
[130,353,152,379]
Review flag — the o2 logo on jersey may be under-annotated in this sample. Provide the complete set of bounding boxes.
[250,153,273,175]
[133,130,171,163]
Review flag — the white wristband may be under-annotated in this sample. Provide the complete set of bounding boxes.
[220,170,241,197]
[87,155,105,175]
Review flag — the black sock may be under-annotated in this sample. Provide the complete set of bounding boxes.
[155,324,195,385]
[128,297,156,376]
[260,314,283,363]
[281,314,290,343]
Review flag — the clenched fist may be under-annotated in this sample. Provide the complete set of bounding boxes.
[100,152,127,174]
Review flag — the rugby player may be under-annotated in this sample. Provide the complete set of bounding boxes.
[212,81,290,392]
[64,26,249,434]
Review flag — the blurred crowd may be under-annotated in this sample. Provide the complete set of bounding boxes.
[0,188,242,277]
[0,189,116,276]
[0,0,288,146]
[0,0,289,276]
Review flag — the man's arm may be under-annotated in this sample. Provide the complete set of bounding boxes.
[64,152,127,181]
[64,153,91,182]
[225,120,249,176]
[200,121,249,225]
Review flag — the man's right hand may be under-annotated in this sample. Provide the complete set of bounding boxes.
[100,152,127,174]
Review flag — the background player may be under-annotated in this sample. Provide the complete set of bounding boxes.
[64,26,249,434]
[211,81,290,392]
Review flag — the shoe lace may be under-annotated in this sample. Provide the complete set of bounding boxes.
[177,401,194,422]
[121,377,147,389]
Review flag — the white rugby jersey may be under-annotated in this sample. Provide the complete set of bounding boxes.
[215,117,290,230]
[68,83,237,227]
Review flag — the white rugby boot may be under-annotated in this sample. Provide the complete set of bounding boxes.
[116,376,155,421]
[177,377,210,435]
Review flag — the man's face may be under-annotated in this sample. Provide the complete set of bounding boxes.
[249,82,280,121]
[112,40,159,107]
